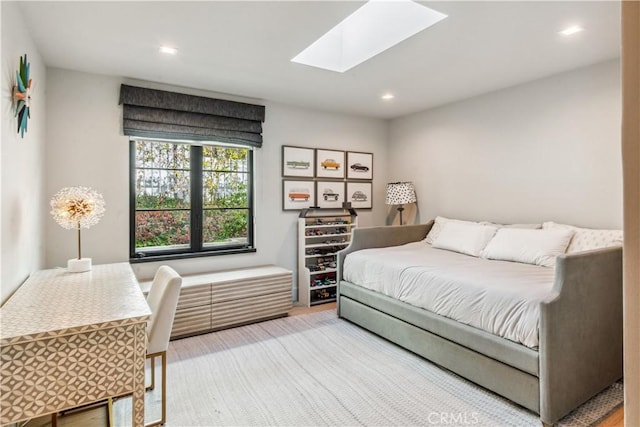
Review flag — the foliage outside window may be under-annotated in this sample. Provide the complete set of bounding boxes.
[131,139,254,260]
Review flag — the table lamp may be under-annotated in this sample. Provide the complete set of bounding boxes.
[385,182,417,225]
[50,186,106,272]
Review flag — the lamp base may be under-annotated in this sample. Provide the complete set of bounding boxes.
[397,205,405,225]
[68,258,92,273]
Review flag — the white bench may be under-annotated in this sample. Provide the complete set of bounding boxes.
[140,265,293,339]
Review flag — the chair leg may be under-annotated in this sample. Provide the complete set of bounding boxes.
[51,412,58,427]
[107,397,114,427]
[161,350,166,426]
[147,353,156,391]
[107,352,167,427]
[144,350,167,427]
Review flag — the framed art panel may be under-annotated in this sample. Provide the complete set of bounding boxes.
[316,149,345,179]
[347,181,372,209]
[283,180,315,210]
[346,151,373,180]
[316,181,345,209]
[282,146,314,178]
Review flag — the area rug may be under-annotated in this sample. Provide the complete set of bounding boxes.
[113,310,623,426]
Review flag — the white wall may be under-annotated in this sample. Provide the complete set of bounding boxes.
[389,60,622,229]
[1,3,47,303]
[45,68,388,296]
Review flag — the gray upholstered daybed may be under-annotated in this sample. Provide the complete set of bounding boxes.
[336,220,623,425]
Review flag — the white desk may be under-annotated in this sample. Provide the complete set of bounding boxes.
[0,263,151,426]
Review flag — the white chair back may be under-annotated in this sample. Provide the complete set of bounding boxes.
[146,266,182,355]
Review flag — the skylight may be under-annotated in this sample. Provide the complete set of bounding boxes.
[291,0,447,73]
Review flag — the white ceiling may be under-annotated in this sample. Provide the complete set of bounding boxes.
[16,1,621,119]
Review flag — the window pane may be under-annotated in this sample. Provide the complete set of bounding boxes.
[202,146,248,172]
[203,171,248,208]
[203,209,248,246]
[136,169,190,209]
[135,210,190,249]
[135,140,190,169]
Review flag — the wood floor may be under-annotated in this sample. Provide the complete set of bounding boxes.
[598,406,624,427]
[19,301,623,427]
[289,301,336,316]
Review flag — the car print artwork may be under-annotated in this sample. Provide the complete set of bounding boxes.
[351,191,367,201]
[289,189,310,201]
[350,163,369,172]
[321,158,340,169]
[286,160,310,169]
[323,189,339,201]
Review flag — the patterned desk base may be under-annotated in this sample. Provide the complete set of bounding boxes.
[1,322,147,426]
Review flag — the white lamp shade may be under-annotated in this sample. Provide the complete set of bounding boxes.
[385,182,417,205]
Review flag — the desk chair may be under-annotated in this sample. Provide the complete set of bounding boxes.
[109,265,182,427]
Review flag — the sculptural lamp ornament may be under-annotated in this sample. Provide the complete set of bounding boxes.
[12,54,32,138]
[50,187,106,272]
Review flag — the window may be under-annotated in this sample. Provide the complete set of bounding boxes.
[130,139,254,260]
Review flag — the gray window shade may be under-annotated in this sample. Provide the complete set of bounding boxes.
[119,84,265,147]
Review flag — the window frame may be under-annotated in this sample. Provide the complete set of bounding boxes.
[129,138,256,262]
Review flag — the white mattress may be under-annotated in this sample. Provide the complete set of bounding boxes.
[343,242,557,348]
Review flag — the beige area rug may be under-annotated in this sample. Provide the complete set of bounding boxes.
[113,310,623,426]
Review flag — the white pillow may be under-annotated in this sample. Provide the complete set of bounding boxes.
[432,221,498,257]
[542,222,623,254]
[481,228,575,267]
[481,222,542,229]
[425,216,478,244]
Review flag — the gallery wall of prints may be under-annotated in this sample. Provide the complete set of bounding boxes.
[282,145,373,211]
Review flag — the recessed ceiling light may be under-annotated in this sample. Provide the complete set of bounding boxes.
[559,26,584,36]
[381,93,395,100]
[159,46,178,55]
[291,0,447,73]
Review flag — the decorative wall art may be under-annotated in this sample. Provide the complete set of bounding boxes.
[316,181,345,209]
[316,149,345,179]
[347,181,372,209]
[347,151,373,180]
[282,145,315,178]
[13,54,33,138]
[281,145,373,210]
[283,180,315,210]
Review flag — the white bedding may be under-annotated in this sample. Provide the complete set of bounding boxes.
[343,241,557,348]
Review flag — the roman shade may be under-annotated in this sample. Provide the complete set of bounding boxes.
[119,84,265,147]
